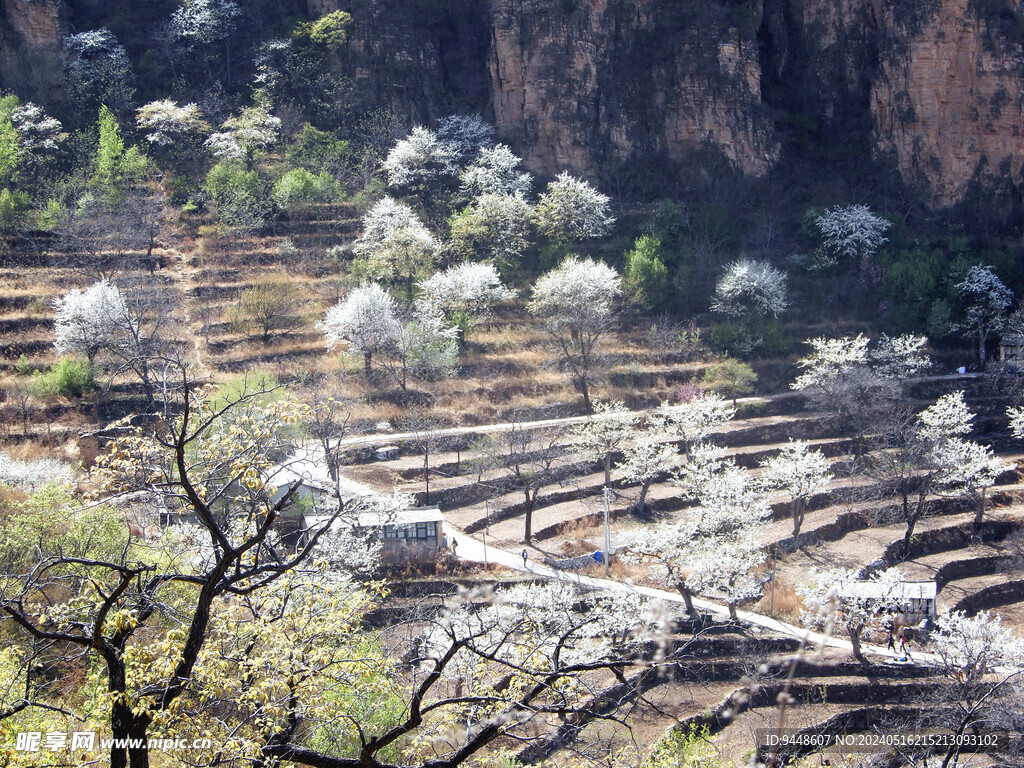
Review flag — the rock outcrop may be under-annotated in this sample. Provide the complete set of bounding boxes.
[2,0,1024,209]
[0,0,66,108]
[489,0,779,179]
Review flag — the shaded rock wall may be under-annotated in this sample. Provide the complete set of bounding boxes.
[3,0,1024,209]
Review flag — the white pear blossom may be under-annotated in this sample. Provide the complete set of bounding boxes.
[791,334,870,392]
[618,436,678,512]
[814,204,891,264]
[0,452,75,491]
[535,172,614,242]
[10,103,63,153]
[136,99,208,147]
[319,283,401,373]
[568,400,637,486]
[354,197,439,294]
[528,257,620,411]
[711,258,789,318]
[205,105,280,160]
[416,262,514,324]
[933,611,1024,681]
[870,333,930,380]
[436,114,494,164]
[759,440,832,535]
[798,567,907,663]
[447,192,534,266]
[382,126,457,189]
[653,393,735,452]
[460,144,532,197]
[169,0,241,44]
[1008,405,1024,440]
[955,265,1014,367]
[917,391,973,442]
[53,280,131,363]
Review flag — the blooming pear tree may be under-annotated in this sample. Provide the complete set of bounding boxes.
[567,399,638,487]
[353,197,439,300]
[710,258,789,318]
[320,282,401,374]
[416,261,515,339]
[653,392,735,457]
[435,113,494,164]
[629,447,769,618]
[53,279,130,364]
[798,567,907,664]
[205,104,280,161]
[382,125,457,193]
[955,264,1013,368]
[812,204,891,270]
[447,191,534,268]
[535,172,614,243]
[528,256,620,412]
[759,440,832,535]
[933,435,1008,528]
[618,436,679,515]
[384,314,460,390]
[792,333,929,450]
[460,143,532,197]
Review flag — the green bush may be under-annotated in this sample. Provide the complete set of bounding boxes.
[709,319,787,358]
[205,161,272,230]
[272,168,339,218]
[30,359,95,398]
[623,235,668,311]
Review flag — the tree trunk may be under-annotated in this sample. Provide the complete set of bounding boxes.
[579,375,592,414]
[637,481,651,514]
[973,490,986,529]
[791,498,804,536]
[728,601,738,621]
[675,582,696,616]
[603,453,612,488]
[524,492,534,543]
[850,626,869,666]
[423,448,430,504]
[363,351,372,374]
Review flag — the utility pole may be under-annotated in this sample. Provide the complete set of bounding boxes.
[603,486,611,576]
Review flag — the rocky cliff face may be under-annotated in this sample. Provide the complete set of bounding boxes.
[3,0,1024,210]
[489,0,778,179]
[0,0,66,108]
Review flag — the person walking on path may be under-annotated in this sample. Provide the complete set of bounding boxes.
[522,548,529,567]
[451,538,458,557]
[899,630,912,660]
[886,628,896,652]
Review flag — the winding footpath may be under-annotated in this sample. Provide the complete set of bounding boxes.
[443,522,941,667]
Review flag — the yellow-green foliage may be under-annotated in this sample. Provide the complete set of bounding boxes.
[642,724,719,768]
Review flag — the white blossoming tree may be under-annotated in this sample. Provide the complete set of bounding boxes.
[618,436,679,515]
[136,99,209,172]
[792,333,929,452]
[435,113,494,164]
[319,283,401,374]
[382,126,457,194]
[710,258,789,319]
[653,392,736,457]
[205,104,280,162]
[568,400,638,487]
[384,314,460,390]
[447,191,534,268]
[933,436,1008,528]
[52,279,130,364]
[535,172,614,243]
[459,144,532,197]
[759,440,832,535]
[811,204,891,270]
[416,261,515,339]
[353,197,439,301]
[955,264,1014,368]
[929,610,1024,766]
[798,567,907,664]
[628,452,769,619]
[528,256,620,412]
